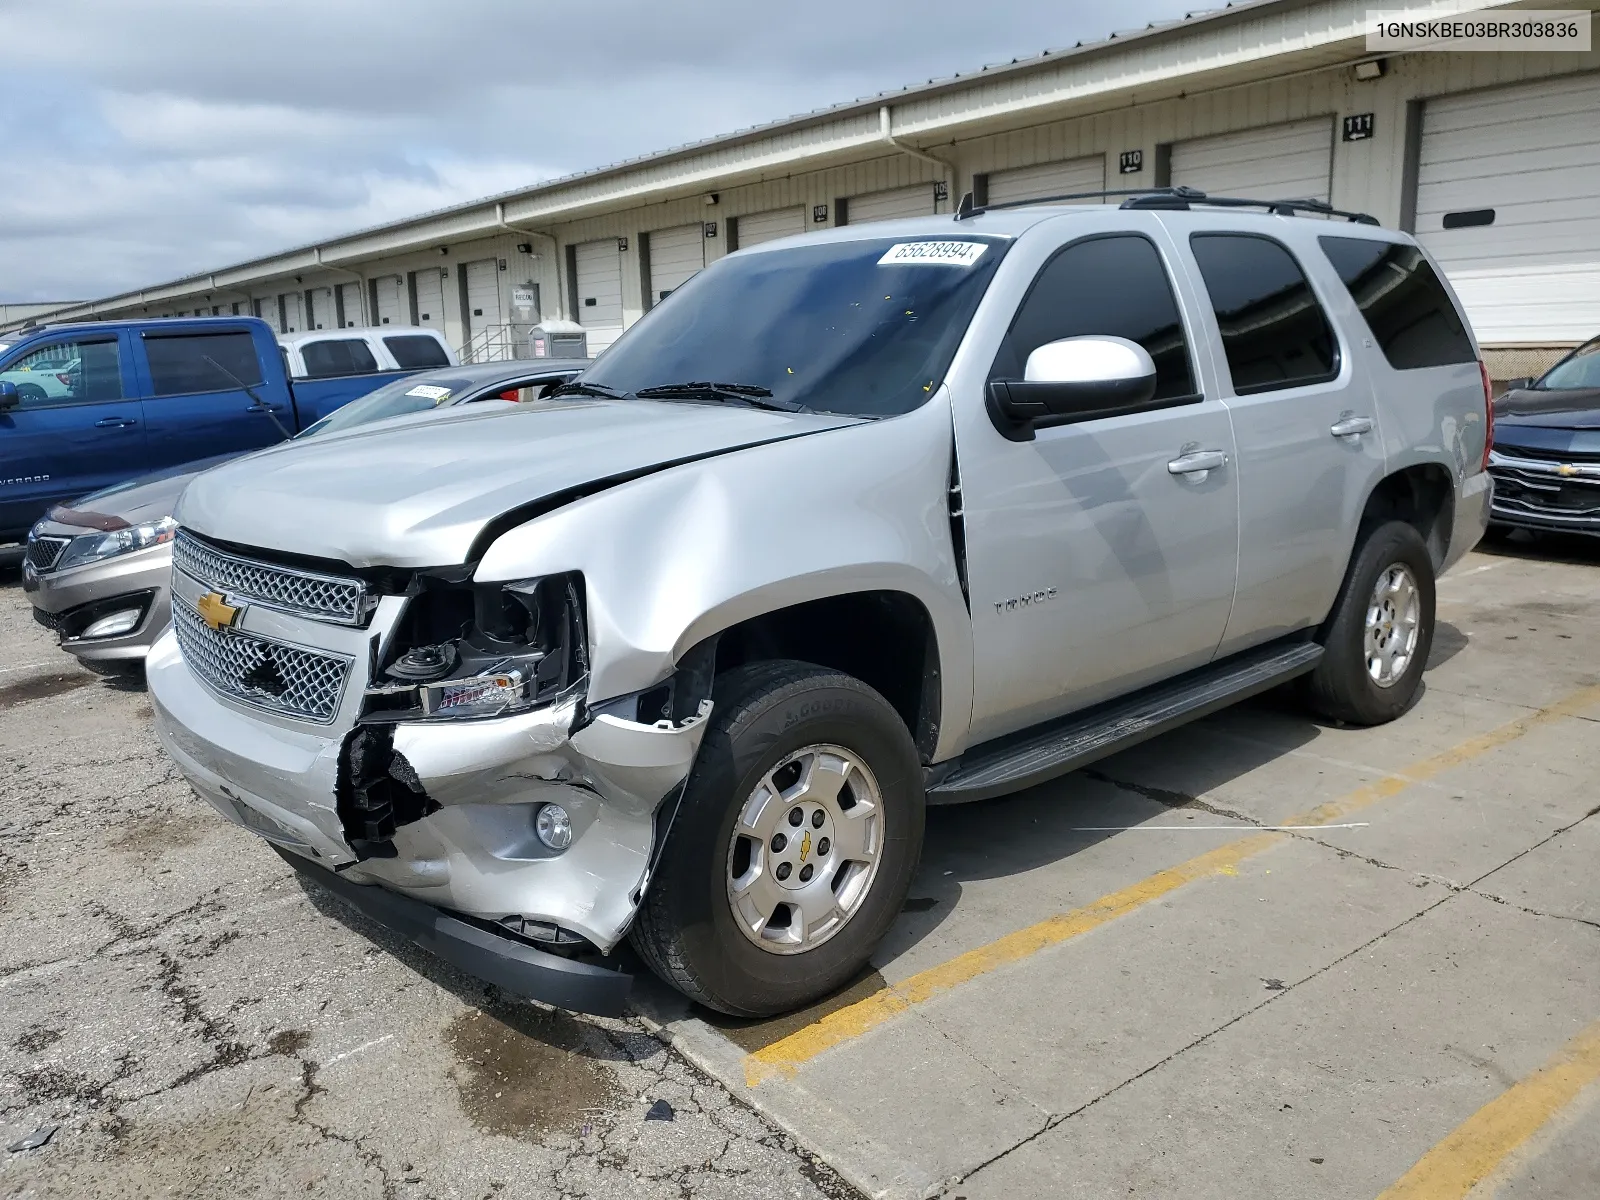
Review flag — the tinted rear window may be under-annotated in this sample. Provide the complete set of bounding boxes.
[1319,237,1474,370]
[384,334,450,369]
[300,338,379,378]
[144,331,264,395]
[1189,233,1338,395]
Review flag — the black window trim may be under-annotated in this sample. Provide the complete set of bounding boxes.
[988,230,1206,420]
[1188,230,1344,397]
[139,328,266,398]
[2,334,127,409]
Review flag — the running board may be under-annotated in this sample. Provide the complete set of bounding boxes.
[928,641,1323,805]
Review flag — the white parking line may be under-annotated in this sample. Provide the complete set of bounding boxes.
[321,1034,396,1067]
[0,661,51,675]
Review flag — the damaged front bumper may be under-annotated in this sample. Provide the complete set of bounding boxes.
[146,623,711,1015]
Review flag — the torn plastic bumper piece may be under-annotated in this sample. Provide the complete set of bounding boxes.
[274,844,632,1017]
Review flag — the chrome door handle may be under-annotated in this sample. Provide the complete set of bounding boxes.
[93,416,138,428]
[1167,449,1228,475]
[1330,413,1373,438]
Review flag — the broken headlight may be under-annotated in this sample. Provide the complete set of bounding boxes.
[366,572,587,721]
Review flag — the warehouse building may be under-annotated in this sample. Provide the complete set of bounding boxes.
[11,0,1600,381]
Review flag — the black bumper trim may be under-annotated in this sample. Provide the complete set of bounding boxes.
[272,845,633,1016]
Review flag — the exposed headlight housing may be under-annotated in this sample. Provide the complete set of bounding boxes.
[365,572,588,722]
[55,516,177,572]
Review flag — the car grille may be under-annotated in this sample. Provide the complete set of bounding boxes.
[172,530,368,625]
[32,607,65,634]
[1489,467,1600,520]
[25,535,71,573]
[172,598,352,724]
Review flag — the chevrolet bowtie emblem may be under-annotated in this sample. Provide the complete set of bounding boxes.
[1557,464,1577,477]
[196,591,243,632]
[800,831,812,863]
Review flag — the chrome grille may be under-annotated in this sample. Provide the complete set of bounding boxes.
[172,599,352,723]
[173,530,367,625]
[26,535,71,573]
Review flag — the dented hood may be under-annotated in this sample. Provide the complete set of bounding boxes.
[174,396,861,567]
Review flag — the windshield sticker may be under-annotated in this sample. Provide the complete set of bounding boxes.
[877,241,988,267]
[404,384,453,401]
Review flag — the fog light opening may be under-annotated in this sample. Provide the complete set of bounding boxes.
[535,803,573,851]
[80,608,142,639]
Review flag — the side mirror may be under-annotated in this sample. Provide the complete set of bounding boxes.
[1500,376,1534,394]
[0,381,19,411]
[987,336,1158,441]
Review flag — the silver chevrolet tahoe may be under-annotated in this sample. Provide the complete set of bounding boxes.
[147,191,1493,1018]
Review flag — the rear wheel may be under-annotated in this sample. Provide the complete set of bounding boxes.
[629,660,924,1016]
[1305,520,1436,726]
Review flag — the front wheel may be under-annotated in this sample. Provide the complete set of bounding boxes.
[629,660,925,1017]
[1305,520,1436,726]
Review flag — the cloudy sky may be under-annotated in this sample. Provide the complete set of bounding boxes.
[1,0,1200,303]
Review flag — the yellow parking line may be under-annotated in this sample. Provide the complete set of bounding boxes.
[1376,1017,1600,1199]
[743,683,1600,1087]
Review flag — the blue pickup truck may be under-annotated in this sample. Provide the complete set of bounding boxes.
[0,316,451,543]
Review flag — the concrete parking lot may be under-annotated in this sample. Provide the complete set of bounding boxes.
[3,533,1597,1200]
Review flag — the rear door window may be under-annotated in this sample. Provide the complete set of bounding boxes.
[1318,237,1475,370]
[990,234,1198,401]
[299,338,380,378]
[143,331,264,395]
[0,338,124,407]
[1189,234,1338,394]
[383,334,450,369]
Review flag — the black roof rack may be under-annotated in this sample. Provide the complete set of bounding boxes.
[953,185,1378,225]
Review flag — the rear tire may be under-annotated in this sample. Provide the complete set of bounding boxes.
[629,660,924,1017]
[1305,520,1435,726]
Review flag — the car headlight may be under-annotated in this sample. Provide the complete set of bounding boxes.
[365,573,589,722]
[55,516,178,572]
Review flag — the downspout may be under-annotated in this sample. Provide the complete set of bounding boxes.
[879,105,957,210]
[497,202,563,321]
[315,247,370,325]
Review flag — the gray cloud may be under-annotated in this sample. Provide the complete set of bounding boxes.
[0,0,1195,301]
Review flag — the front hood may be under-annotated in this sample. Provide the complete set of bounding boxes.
[1493,388,1600,459]
[49,453,244,530]
[175,397,861,567]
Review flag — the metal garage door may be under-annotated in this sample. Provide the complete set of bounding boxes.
[307,287,334,330]
[735,207,806,249]
[1170,118,1333,202]
[412,269,445,330]
[1417,73,1600,344]
[847,183,940,224]
[987,155,1106,205]
[336,282,362,327]
[575,239,625,353]
[278,292,304,334]
[375,276,404,326]
[464,260,502,331]
[647,224,705,304]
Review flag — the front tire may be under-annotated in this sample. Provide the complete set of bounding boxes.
[629,660,925,1017]
[1305,520,1436,726]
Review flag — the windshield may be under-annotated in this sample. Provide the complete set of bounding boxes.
[297,374,479,438]
[580,235,1008,418]
[1537,337,1600,390]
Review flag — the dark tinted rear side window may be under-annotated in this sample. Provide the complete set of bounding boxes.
[1189,234,1338,395]
[1319,237,1475,370]
[990,234,1196,401]
[300,338,379,378]
[144,331,264,395]
[384,334,449,369]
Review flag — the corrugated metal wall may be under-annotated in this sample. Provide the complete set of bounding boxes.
[79,40,1600,350]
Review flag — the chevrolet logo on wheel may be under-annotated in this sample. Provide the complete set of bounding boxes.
[196,591,244,631]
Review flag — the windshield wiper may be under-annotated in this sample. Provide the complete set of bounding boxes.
[633,381,808,412]
[548,380,633,400]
